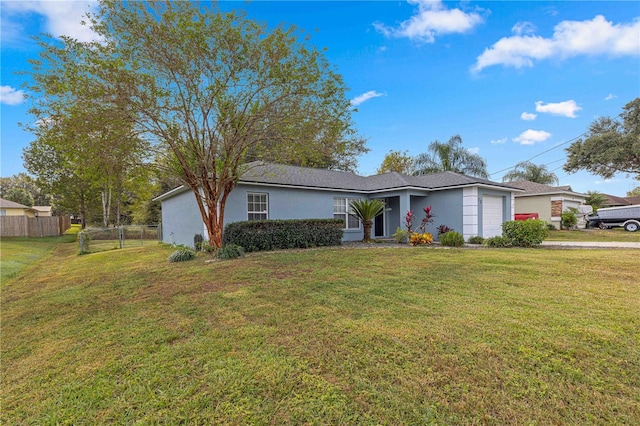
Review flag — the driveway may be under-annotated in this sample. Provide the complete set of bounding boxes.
[540,241,640,249]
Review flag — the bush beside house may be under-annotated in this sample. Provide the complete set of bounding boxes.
[223,219,343,252]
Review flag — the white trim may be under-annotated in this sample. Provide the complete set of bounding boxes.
[247,192,269,221]
[462,187,479,241]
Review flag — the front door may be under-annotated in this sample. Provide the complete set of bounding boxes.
[374,199,386,237]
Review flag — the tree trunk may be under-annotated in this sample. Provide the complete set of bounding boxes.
[362,219,373,242]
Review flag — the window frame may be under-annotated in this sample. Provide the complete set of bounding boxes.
[333,197,362,230]
[247,192,269,221]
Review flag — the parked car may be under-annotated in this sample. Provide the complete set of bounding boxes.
[587,204,640,232]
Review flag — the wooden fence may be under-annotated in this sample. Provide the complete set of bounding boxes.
[0,216,71,238]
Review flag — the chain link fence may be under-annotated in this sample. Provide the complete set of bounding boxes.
[78,225,161,254]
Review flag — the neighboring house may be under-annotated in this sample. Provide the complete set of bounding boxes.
[156,162,521,247]
[0,197,38,218]
[602,194,634,208]
[506,181,588,229]
[626,196,640,205]
[33,206,53,217]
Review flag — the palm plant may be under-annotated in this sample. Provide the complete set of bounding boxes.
[413,134,488,178]
[585,191,608,212]
[350,199,385,243]
[502,161,559,185]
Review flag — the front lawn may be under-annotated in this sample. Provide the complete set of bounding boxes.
[2,243,639,424]
[547,228,640,242]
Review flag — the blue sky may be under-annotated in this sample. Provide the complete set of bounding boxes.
[1,0,639,195]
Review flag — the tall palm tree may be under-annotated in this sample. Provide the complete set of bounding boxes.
[413,134,489,178]
[350,199,385,243]
[502,161,559,185]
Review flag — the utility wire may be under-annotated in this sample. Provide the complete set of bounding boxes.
[489,132,587,177]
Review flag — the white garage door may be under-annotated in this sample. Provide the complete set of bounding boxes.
[482,196,503,238]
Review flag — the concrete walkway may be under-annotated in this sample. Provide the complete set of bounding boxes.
[540,241,640,249]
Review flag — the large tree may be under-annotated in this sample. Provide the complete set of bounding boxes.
[413,134,488,178]
[564,97,640,180]
[0,173,50,206]
[3,188,34,207]
[79,0,366,247]
[502,161,559,185]
[376,150,415,175]
[25,26,151,227]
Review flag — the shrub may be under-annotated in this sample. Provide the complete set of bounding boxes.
[392,227,409,243]
[215,244,245,260]
[168,249,196,262]
[547,223,556,231]
[200,241,216,253]
[483,236,512,248]
[468,236,484,244]
[502,219,548,247]
[439,231,465,247]
[409,232,433,246]
[561,207,579,230]
[223,219,343,252]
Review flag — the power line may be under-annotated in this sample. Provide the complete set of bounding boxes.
[489,132,586,177]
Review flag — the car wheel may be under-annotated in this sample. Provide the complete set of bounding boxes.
[624,222,639,232]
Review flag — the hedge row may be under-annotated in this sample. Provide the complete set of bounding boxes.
[222,219,344,252]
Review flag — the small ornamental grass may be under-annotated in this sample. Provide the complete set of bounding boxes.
[215,244,245,260]
[168,248,196,262]
[439,231,465,247]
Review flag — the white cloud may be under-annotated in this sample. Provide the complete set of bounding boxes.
[473,15,640,72]
[467,147,480,154]
[490,137,507,144]
[351,90,384,106]
[0,86,25,105]
[513,129,552,145]
[595,178,621,185]
[2,1,99,44]
[512,22,536,36]
[605,93,617,101]
[374,0,484,43]
[535,100,581,118]
[521,112,537,121]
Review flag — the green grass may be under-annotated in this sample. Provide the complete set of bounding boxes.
[0,225,80,282]
[2,243,639,424]
[547,228,640,242]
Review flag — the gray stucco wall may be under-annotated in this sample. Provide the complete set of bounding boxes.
[224,184,365,241]
[160,189,205,247]
[410,189,463,240]
[159,183,516,247]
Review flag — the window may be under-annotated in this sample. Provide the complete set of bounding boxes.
[247,192,268,220]
[333,198,361,230]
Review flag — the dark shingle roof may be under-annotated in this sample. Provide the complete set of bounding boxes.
[242,162,519,192]
[155,163,521,201]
